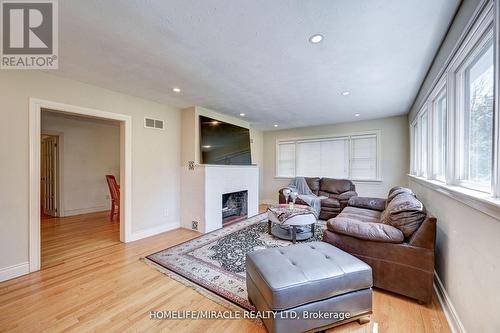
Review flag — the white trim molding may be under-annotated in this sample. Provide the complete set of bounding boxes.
[29,98,133,273]
[409,175,500,220]
[434,271,467,333]
[63,206,110,217]
[0,262,30,282]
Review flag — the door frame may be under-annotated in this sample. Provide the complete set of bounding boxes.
[29,98,133,272]
[40,131,63,217]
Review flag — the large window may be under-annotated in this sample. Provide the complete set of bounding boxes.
[410,1,497,198]
[433,89,447,181]
[411,123,419,175]
[351,135,378,180]
[458,38,494,191]
[420,111,428,177]
[276,133,379,180]
[277,142,295,177]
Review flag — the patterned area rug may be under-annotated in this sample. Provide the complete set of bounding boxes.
[145,213,325,311]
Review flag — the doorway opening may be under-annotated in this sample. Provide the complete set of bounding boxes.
[29,99,132,272]
[41,134,60,219]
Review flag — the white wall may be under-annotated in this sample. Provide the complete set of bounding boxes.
[409,180,500,333]
[406,1,499,332]
[42,112,120,216]
[261,115,409,202]
[0,71,181,274]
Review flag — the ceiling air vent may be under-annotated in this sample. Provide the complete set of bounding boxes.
[144,117,165,130]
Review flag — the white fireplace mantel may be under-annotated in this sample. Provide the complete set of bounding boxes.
[181,164,259,233]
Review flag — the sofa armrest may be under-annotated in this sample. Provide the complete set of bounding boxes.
[348,197,386,211]
[328,218,404,243]
[408,216,436,250]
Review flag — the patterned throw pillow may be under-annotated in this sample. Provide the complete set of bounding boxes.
[381,192,426,238]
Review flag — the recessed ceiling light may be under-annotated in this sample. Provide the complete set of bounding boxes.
[273,124,279,128]
[202,145,211,149]
[342,91,350,96]
[172,87,181,93]
[354,113,360,117]
[309,34,323,44]
[239,113,246,117]
[211,121,219,125]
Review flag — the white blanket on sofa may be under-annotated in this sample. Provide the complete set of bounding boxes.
[287,177,324,216]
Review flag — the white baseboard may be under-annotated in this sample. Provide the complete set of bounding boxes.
[434,271,466,333]
[129,222,179,242]
[62,205,109,217]
[0,262,29,282]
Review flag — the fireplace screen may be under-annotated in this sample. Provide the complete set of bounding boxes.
[222,190,248,226]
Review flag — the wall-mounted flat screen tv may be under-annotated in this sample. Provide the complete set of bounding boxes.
[199,116,252,165]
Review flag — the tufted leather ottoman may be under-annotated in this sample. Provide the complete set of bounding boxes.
[246,242,372,333]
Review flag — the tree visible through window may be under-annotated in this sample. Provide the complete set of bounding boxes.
[462,40,494,188]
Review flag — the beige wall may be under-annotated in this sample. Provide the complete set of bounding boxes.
[409,180,500,333]
[261,115,409,202]
[0,71,181,272]
[42,112,120,216]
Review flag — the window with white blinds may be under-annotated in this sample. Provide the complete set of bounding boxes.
[296,138,349,178]
[350,135,378,180]
[277,142,295,177]
[276,133,379,180]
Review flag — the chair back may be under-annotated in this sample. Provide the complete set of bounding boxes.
[105,175,120,202]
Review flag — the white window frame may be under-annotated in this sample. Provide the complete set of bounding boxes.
[418,108,430,178]
[430,78,448,182]
[409,0,500,215]
[410,121,419,175]
[275,131,381,182]
[452,11,495,193]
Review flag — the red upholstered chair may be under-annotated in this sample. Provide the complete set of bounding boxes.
[105,175,120,221]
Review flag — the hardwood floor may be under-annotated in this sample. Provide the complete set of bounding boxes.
[0,211,451,333]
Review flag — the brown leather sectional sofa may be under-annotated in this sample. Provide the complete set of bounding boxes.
[279,177,357,220]
[323,187,436,303]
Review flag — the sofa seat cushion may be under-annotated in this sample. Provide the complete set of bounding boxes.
[328,218,404,243]
[245,242,372,310]
[337,206,381,223]
[381,193,426,237]
[320,197,340,208]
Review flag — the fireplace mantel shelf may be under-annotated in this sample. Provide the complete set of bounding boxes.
[195,164,258,169]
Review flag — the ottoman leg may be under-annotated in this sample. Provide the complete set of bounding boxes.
[291,226,297,244]
[357,315,371,325]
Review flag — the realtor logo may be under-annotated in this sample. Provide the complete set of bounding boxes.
[1,0,58,69]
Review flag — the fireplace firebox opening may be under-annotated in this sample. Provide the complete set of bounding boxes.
[222,190,248,226]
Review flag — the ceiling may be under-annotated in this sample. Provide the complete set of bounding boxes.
[52,0,460,130]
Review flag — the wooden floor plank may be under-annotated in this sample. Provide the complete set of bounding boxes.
[0,210,451,332]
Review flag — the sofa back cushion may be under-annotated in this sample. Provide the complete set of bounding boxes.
[381,192,426,238]
[319,178,354,195]
[304,177,320,195]
[386,186,415,208]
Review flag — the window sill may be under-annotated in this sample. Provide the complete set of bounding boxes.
[274,176,383,183]
[408,174,500,221]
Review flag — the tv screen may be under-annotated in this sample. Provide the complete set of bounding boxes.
[199,116,252,165]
